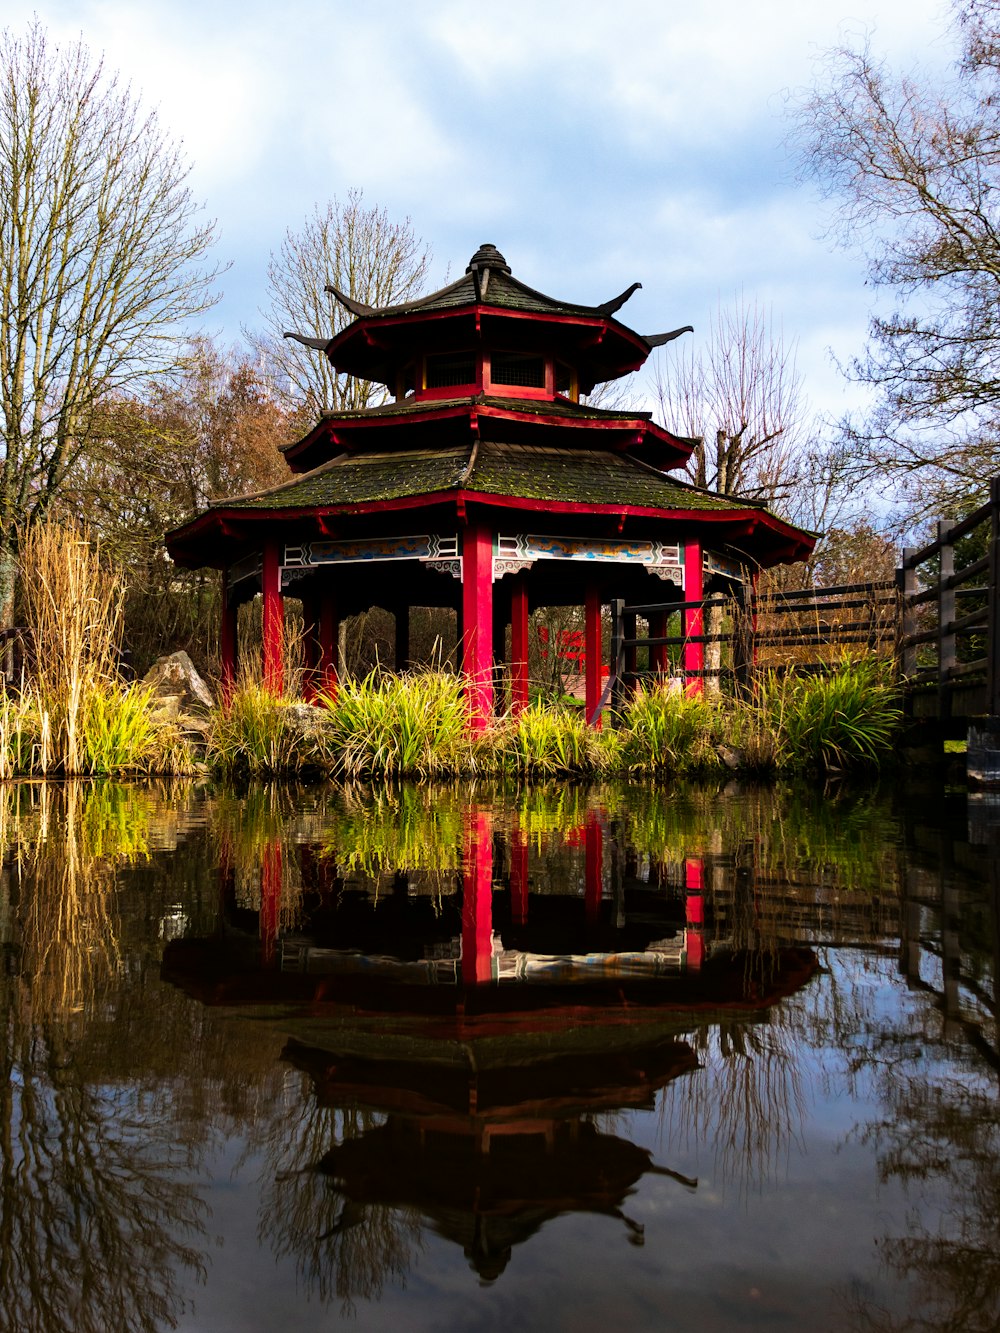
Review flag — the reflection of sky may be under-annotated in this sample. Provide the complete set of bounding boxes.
[161,947,973,1332]
[5,0,956,427]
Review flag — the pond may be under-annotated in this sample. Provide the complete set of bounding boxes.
[1,777,997,1332]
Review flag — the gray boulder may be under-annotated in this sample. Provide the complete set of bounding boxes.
[141,651,215,716]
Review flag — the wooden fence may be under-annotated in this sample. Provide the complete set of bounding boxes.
[606,579,898,711]
[898,476,1000,723]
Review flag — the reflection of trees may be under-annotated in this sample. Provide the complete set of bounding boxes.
[829,946,1000,1333]
[252,1092,421,1314]
[0,782,214,1332]
[658,1008,808,1198]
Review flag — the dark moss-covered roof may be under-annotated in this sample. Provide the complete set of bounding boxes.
[221,443,748,515]
[326,245,638,323]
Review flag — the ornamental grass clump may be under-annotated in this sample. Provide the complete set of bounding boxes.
[493,703,607,777]
[208,681,311,777]
[14,522,181,775]
[322,670,472,779]
[615,684,720,775]
[80,682,162,775]
[764,659,901,773]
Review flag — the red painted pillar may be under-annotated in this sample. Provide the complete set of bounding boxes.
[461,521,494,732]
[585,584,603,727]
[462,807,494,985]
[685,856,705,970]
[262,538,284,696]
[510,576,530,716]
[585,815,604,925]
[260,841,282,968]
[220,569,238,704]
[318,594,338,701]
[683,541,704,694]
[510,822,529,925]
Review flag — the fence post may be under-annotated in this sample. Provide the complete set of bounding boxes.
[990,479,1000,716]
[610,599,625,714]
[938,520,957,692]
[899,550,918,678]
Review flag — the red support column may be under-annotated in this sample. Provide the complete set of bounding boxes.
[510,822,529,925]
[585,583,603,727]
[318,594,338,701]
[510,576,530,716]
[262,538,284,696]
[220,569,237,705]
[462,807,494,985]
[584,814,604,925]
[683,541,704,694]
[461,521,494,732]
[685,856,705,970]
[260,841,282,969]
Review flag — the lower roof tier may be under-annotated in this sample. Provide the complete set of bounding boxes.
[167,441,816,569]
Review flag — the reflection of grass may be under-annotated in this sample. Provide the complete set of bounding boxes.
[319,785,466,881]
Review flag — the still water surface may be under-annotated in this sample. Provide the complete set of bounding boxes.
[1,778,997,1332]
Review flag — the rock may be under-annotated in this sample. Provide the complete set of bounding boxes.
[141,652,215,716]
[717,745,745,771]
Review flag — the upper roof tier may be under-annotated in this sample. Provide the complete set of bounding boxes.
[284,244,693,399]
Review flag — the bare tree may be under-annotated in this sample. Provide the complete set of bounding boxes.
[794,1,1000,515]
[651,297,807,510]
[253,189,431,416]
[0,21,219,625]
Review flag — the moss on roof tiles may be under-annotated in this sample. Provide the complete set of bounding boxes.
[226,448,470,510]
[468,446,739,510]
[221,442,749,516]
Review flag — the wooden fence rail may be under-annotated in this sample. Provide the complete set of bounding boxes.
[898,476,1000,723]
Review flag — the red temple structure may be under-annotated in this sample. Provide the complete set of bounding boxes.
[166,244,815,728]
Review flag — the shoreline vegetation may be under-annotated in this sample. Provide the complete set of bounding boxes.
[2,523,902,781]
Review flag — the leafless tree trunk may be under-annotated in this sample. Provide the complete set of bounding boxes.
[0,21,219,627]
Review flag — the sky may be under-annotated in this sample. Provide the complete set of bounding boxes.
[5,0,959,424]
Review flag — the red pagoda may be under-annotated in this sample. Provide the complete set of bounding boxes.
[166,244,815,729]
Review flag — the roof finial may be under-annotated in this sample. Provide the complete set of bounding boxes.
[466,243,511,274]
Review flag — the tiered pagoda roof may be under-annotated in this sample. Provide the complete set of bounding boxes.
[167,244,815,571]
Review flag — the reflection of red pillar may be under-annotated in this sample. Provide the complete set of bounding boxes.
[585,816,604,925]
[262,538,284,696]
[683,541,704,694]
[462,809,494,984]
[220,570,237,704]
[685,856,705,969]
[585,584,603,727]
[462,522,494,732]
[511,577,530,716]
[319,594,338,701]
[510,824,529,925]
[260,842,283,968]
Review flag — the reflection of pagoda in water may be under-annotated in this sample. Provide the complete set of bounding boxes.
[161,797,820,1283]
[283,1039,699,1281]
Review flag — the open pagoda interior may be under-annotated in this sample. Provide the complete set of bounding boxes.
[166,243,815,727]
